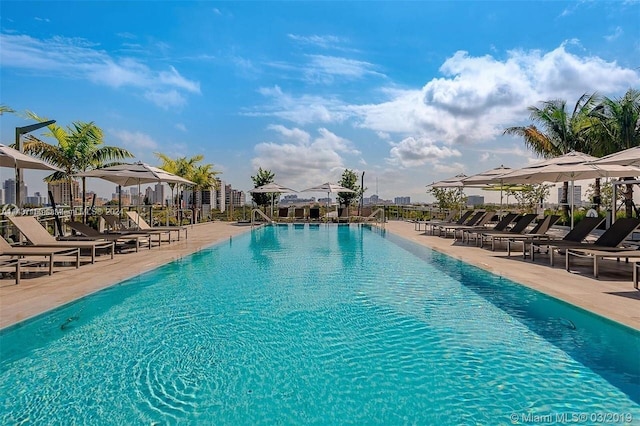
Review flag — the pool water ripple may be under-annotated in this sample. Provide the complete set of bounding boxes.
[1,224,638,424]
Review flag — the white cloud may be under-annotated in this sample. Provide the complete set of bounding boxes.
[604,26,623,41]
[302,55,385,83]
[175,123,187,132]
[251,126,359,186]
[0,33,200,108]
[110,129,158,156]
[387,136,461,168]
[251,85,349,124]
[287,34,345,49]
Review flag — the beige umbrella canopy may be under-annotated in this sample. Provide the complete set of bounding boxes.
[249,182,297,217]
[588,146,640,167]
[492,151,640,228]
[427,173,468,188]
[302,182,356,220]
[1,143,62,207]
[76,162,194,211]
[0,144,62,171]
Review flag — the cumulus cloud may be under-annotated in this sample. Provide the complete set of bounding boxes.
[110,129,158,155]
[252,126,359,186]
[387,136,461,168]
[0,33,200,108]
[250,85,349,124]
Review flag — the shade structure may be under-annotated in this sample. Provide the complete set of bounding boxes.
[302,182,356,220]
[496,153,640,184]
[0,144,61,171]
[76,162,195,212]
[249,182,297,217]
[76,162,194,187]
[427,173,468,188]
[248,182,297,194]
[588,146,640,167]
[0,143,62,208]
[492,151,640,228]
[461,166,514,211]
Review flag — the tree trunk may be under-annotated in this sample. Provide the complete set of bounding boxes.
[561,181,570,221]
[593,178,601,210]
[624,179,634,218]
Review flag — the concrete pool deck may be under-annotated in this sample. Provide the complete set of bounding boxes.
[1,220,638,330]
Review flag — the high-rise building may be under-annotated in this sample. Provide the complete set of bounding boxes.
[467,195,485,206]
[48,180,79,205]
[394,196,411,205]
[2,179,25,205]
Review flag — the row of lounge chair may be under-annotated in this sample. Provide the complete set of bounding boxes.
[0,212,189,284]
[419,210,640,286]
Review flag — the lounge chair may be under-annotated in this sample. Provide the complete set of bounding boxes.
[461,212,519,244]
[278,207,290,222]
[562,218,640,276]
[505,215,561,256]
[293,207,306,222]
[125,211,188,241]
[478,213,539,250]
[0,236,80,283]
[415,210,456,232]
[566,248,640,279]
[7,216,114,264]
[436,211,488,238]
[526,216,604,265]
[102,214,172,245]
[531,217,638,266]
[64,221,153,252]
[309,207,321,221]
[425,210,473,235]
[440,211,493,240]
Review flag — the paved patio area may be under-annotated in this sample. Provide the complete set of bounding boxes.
[1,220,638,330]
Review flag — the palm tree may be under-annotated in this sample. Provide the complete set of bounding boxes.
[588,89,640,217]
[155,153,218,223]
[189,163,221,221]
[504,93,598,217]
[21,112,133,221]
[0,105,15,115]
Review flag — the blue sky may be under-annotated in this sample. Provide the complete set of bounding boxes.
[1,1,639,202]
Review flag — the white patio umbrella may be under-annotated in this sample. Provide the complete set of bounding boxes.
[461,166,513,211]
[427,174,468,216]
[0,144,62,171]
[492,152,640,227]
[588,146,640,167]
[76,162,195,218]
[302,182,356,220]
[248,182,297,217]
[0,143,62,208]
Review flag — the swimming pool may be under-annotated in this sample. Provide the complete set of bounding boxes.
[1,224,638,424]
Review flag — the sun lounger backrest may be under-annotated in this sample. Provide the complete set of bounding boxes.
[507,213,538,234]
[0,237,14,250]
[562,217,604,242]
[462,211,486,226]
[309,208,320,219]
[593,217,640,247]
[454,210,474,225]
[532,215,561,235]
[125,211,152,230]
[66,221,101,237]
[8,216,57,244]
[493,213,519,231]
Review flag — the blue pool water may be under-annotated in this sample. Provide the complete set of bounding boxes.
[1,224,639,425]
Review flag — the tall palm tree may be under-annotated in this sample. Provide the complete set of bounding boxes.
[504,93,598,217]
[155,153,218,222]
[22,112,133,220]
[588,89,640,217]
[189,163,221,221]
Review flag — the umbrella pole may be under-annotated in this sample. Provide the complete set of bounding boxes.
[570,180,575,229]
